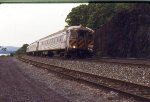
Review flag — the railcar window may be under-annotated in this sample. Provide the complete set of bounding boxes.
[52,38,54,43]
[59,36,62,42]
[60,36,63,41]
[57,37,59,42]
[60,36,62,41]
[60,36,61,42]
[59,37,61,42]
[54,38,56,43]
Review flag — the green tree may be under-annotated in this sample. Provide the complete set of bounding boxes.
[1,48,7,51]
[65,3,135,29]
[0,46,7,51]
[65,4,89,26]
[16,44,28,55]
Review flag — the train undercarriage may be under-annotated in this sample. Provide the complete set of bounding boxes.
[27,48,93,59]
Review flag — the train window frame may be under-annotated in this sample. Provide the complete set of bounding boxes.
[70,30,77,39]
[54,38,55,44]
[88,33,94,40]
[60,36,62,42]
[50,40,51,43]
[52,38,54,44]
[59,36,61,42]
[49,39,51,44]
[78,30,85,39]
[57,37,58,42]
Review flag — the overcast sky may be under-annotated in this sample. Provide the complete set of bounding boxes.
[0,3,85,47]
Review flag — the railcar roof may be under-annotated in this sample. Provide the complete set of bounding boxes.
[39,29,65,41]
[67,25,94,33]
[28,25,94,46]
[28,29,66,46]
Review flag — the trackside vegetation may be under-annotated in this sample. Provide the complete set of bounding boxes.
[66,3,150,58]
[15,44,29,55]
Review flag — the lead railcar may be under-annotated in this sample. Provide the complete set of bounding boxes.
[26,25,94,58]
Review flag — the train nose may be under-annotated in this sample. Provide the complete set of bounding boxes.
[69,39,87,49]
[77,39,85,49]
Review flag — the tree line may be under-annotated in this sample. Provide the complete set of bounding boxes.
[65,3,149,29]
[0,46,7,51]
[66,3,150,58]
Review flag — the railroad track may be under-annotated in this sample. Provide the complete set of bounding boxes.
[77,57,150,67]
[25,55,150,67]
[18,56,150,102]
[87,58,150,67]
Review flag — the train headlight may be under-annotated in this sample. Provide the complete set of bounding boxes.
[73,45,76,48]
[88,48,93,51]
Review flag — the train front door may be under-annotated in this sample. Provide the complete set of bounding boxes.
[77,30,88,50]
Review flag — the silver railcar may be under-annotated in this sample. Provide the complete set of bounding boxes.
[27,25,94,58]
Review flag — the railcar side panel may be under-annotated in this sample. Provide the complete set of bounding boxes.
[26,25,94,58]
[38,32,67,51]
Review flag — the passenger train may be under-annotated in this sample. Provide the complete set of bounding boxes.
[26,25,94,58]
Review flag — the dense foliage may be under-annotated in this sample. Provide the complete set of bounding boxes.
[94,4,150,58]
[65,3,136,29]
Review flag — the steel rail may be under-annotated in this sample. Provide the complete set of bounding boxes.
[18,56,150,102]
[25,55,150,67]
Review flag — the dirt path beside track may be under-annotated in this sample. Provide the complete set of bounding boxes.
[0,57,69,102]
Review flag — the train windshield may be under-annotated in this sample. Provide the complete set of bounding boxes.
[70,30,78,39]
[70,29,94,40]
[78,30,94,40]
[78,30,86,39]
[87,32,94,40]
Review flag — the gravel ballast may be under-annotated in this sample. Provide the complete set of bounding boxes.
[15,57,140,102]
[23,56,150,87]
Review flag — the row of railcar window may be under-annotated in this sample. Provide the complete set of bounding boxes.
[41,35,64,45]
